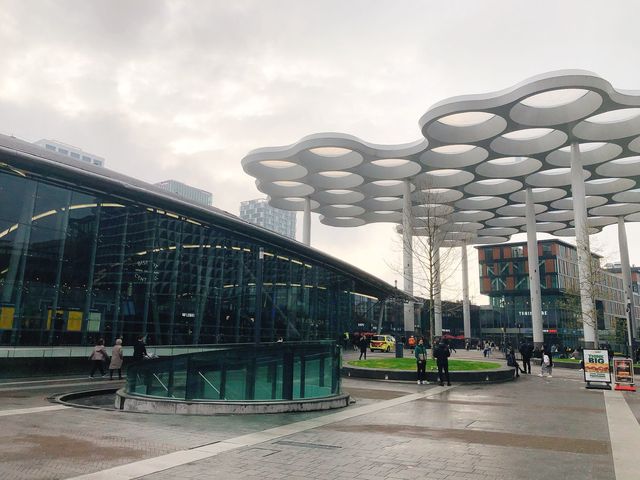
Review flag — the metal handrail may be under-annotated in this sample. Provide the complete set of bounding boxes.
[198,371,225,400]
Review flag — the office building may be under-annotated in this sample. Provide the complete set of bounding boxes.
[154,179,212,206]
[477,239,639,348]
[240,198,296,240]
[33,139,105,167]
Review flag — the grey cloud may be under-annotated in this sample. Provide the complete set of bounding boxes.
[2,0,640,297]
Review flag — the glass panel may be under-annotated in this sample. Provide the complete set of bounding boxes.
[223,363,247,400]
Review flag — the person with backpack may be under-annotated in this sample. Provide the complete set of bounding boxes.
[539,345,553,378]
[519,340,533,374]
[433,339,451,386]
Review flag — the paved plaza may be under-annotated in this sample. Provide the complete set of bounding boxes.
[1,351,639,480]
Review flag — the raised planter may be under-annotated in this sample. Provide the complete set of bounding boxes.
[341,365,515,383]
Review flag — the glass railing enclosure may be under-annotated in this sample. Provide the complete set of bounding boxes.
[125,341,340,402]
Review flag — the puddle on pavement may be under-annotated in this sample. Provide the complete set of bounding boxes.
[1,434,147,462]
[321,423,610,455]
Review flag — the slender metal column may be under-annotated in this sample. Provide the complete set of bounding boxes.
[526,187,544,348]
[434,243,442,337]
[47,191,72,345]
[617,217,636,353]
[254,247,264,344]
[461,243,471,339]
[377,299,385,333]
[570,142,597,348]
[81,205,101,345]
[192,229,207,344]
[166,221,183,345]
[402,180,414,334]
[303,197,311,246]
[6,181,37,346]
[110,208,128,344]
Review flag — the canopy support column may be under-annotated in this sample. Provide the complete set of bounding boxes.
[461,243,471,340]
[303,196,311,246]
[570,142,597,349]
[526,187,544,348]
[402,180,414,334]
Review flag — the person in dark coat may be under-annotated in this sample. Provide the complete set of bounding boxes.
[519,340,533,374]
[358,334,368,360]
[506,347,524,377]
[433,339,451,386]
[414,338,429,385]
[133,335,147,363]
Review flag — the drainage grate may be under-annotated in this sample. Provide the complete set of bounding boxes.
[274,440,342,450]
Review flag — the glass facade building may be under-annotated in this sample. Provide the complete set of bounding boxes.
[0,135,400,347]
[477,239,637,348]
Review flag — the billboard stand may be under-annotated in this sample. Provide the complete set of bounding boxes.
[613,357,636,392]
[583,349,612,390]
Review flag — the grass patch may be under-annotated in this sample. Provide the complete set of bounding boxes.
[347,358,501,371]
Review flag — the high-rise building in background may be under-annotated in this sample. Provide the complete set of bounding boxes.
[240,198,296,240]
[33,139,105,167]
[476,239,640,349]
[154,179,212,206]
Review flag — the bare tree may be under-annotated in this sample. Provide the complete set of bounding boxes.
[559,226,618,348]
[395,177,463,347]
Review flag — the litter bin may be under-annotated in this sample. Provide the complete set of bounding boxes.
[396,342,404,358]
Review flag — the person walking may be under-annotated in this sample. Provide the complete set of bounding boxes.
[415,338,429,385]
[89,338,108,378]
[539,346,553,378]
[133,335,147,363]
[109,338,124,380]
[519,340,533,374]
[358,334,368,360]
[433,339,451,386]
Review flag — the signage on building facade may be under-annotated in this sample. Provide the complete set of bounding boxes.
[583,349,611,389]
[518,311,548,316]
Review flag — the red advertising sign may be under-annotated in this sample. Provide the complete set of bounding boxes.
[613,357,636,391]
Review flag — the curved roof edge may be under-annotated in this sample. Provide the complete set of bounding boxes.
[0,134,407,301]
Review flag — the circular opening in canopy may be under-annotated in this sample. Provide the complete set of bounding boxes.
[502,128,554,140]
[585,108,640,124]
[260,160,297,169]
[318,171,352,178]
[520,89,589,108]
[431,145,476,154]
[438,112,496,127]
[308,147,353,157]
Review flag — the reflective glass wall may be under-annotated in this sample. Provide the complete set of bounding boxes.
[0,167,375,346]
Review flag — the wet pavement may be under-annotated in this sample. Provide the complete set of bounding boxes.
[0,350,637,479]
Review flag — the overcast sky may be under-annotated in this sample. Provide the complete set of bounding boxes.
[1,0,640,304]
